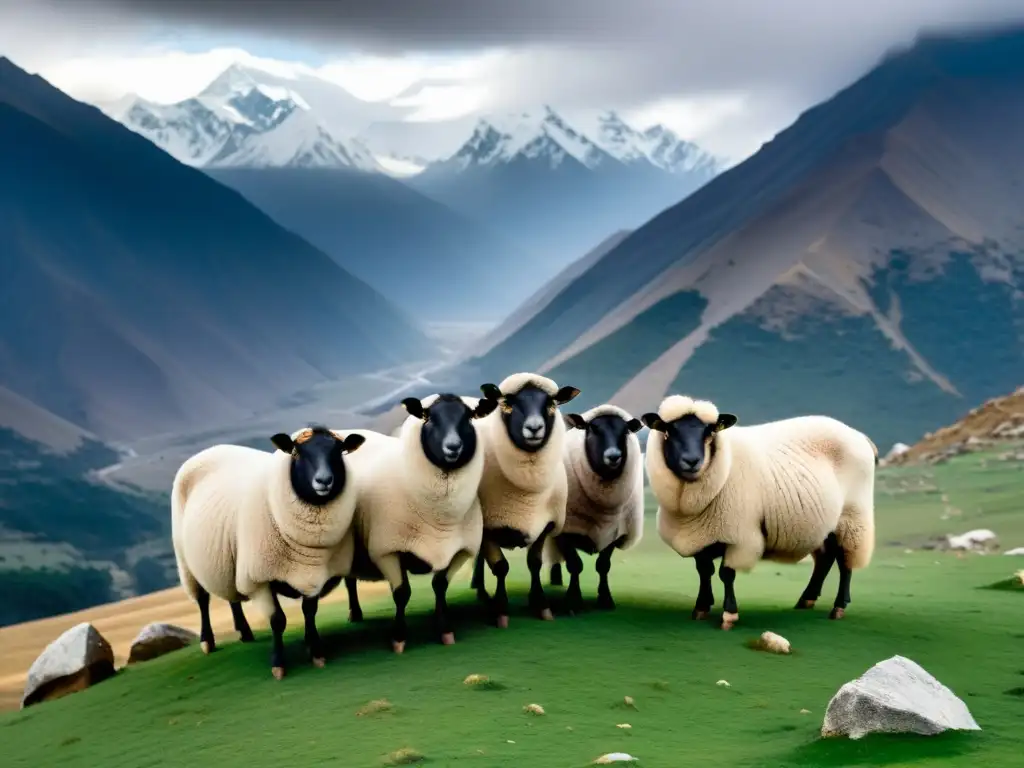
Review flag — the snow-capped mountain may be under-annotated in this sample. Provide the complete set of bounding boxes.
[108,63,381,171]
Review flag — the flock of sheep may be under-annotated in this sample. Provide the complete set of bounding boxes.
[171,372,879,678]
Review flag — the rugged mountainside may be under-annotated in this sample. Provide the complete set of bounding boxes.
[436,27,1024,450]
[206,167,528,322]
[0,57,433,443]
[411,108,719,273]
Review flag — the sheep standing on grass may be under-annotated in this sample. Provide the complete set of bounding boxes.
[545,405,645,614]
[171,425,366,678]
[643,395,877,629]
[342,393,498,652]
[468,372,581,627]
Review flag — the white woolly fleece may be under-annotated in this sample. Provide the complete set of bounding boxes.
[171,439,361,619]
[645,409,876,573]
[658,395,720,425]
[477,373,570,543]
[343,396,487,581]
[551,404,645,558]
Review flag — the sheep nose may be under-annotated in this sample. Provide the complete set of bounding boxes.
[679,456,701,472]
[442,438,463,462]
[603,448,623,468]
[523,417,545,439]
[312,474,334,493]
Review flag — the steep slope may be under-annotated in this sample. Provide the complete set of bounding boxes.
[205,167,528,322]
[410,108,718,277]
[0,57,433,442]
[448,26,1024,450]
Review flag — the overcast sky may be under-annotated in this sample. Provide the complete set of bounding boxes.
[3,0,1024,161]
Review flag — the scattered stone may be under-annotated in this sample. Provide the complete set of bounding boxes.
[523,703,545,716]
[821,655,981,739]
[616,723,632,729]
[752,631,791,654]
[127,622,198,664]
[1015,570,1024,586]
[356,698,393,717]
[383,747,424,766]
[1005,547,1024,556]
[903,548,914,554]
[716,679,731,687]
[884,442,910,461]
[946,529,999,552]
[463,673,488,686]
[800,709,811,715]
[593,753,638,764]
[623,695,637,709]
[22,622,116,708]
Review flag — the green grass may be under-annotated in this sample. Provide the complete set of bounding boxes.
[3,450,1023,768]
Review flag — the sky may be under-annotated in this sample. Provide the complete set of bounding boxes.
[3,0,1024,162]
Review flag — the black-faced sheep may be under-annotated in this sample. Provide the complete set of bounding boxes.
[170,425,365,678]
[341,393,498,652]
[544,404,645,614]
[642,395,876,630]
[468,372,580,627]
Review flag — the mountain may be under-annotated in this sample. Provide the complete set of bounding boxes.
[409,107,720,274]
[0,56,434,443]
[424,25,1024,451]
[115,67,382,171]
[206,167,529,322]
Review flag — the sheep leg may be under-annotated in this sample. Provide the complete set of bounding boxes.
[196,586,216,654]
[692,550,717,620]
[377,554,412,653]
[830,542,853,620]
[527,524,556,621]
[555,536,585,615]
[795,534,838,610]
[301,596,326,667]
[595,536,625,610]
[432,572,455,645]
[550,563,564,586]
[718,562,739,630]
[345,577,364,622]
[268,592,288,679]
[471,550,486,593]
[477,539,511,628]
[230,600,255,642]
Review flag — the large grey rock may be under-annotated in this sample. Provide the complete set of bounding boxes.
[22,622,116,708]
[822,655,981,739]
[127,622,198,664]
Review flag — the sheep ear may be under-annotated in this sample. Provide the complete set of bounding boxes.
[715,413,738,432]
[564,413,587,430]
[554,385,580,405]
[270,433,294,453]
[473,398,498,419]
[626,418,644,433]
[401,397,426,420]
[641,413,665,432]
[480,383,502,401]
[341,433,366,454]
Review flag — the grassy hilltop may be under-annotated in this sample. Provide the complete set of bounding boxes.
[1,446,1022,768]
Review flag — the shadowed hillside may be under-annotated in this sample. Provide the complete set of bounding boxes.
[441,26,1024,449]
[0,57,434,444]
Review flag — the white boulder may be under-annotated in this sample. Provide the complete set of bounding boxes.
[1004,547,1024,556]
[821,655,980,739]
[22,622,116,708]
[946,529,998,552]
[884,442,910,461]
[127,622,199,664]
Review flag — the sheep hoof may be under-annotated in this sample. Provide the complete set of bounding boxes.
[440,632,455,645]
[239,632,255,643]
[348,610,363,623]
[271,666,285,680]
[311,656,326,668]
[691,609,710,621]
[720,612,739,630]
[200,640,214,655]
[794,599,816,610]
[496,614,509,629]
[829,607,846,620]
[539,608,554,621]
[392,640,406,654]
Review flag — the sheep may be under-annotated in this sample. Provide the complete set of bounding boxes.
[340,393,499,653]
[468,372,581,627]
[543,404,645,614]
[642,395,876,630]
[171,425,366,678]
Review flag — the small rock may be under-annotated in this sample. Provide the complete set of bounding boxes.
[885,442,910,461]
[800,709,811,715]
[821,655,981,739]
[593,753,638,764]
[616,723,632,729]
[1015,570,1024,586]
[127,622,198,664]
[463,673,489,686]
[903,549,914,554]
[523,703,545,715]
[946,529,999,552]
[22,623,116,708]
[623,695,636,709]
[1004,547,1024,556]
[716,679,731,687]
[753,631,791,654]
